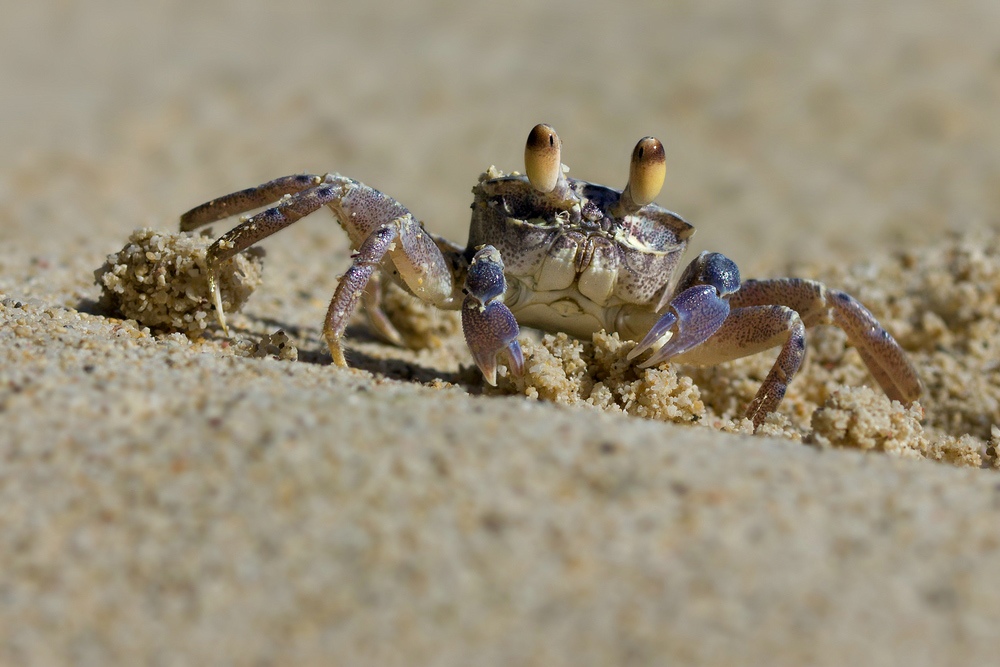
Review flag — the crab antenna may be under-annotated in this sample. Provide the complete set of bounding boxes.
[613,136,666,216]
[524,123,562,193]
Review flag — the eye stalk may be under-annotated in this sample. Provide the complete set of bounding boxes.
[628,137,666,207]
[524,123,562,193]
[613,136,666,216]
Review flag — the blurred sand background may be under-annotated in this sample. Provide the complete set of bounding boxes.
[3,1,1000,664]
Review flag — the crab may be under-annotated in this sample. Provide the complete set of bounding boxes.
[179,123,921,427]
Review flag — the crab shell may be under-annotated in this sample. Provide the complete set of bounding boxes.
[468,170,694,340]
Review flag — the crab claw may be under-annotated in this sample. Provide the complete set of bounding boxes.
[628,251,740,366]
[463,301,524,385]
[627,284,731,367]
[462,246,524,385]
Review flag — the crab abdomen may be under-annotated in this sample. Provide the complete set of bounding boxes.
[475,225,679,338]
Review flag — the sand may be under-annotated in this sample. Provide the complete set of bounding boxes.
[4,1,1000,665]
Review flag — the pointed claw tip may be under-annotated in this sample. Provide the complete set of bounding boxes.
[469,349,499,386]
[505,340,525,378]
[628,311,678,362]
[625,346,644,362]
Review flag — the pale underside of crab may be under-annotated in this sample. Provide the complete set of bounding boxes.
[179,124,921,428]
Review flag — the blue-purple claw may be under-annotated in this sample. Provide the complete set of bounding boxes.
[627,284,731,367]
[629,311,678,359]
[463,301,523,385]
[463,245,523,385]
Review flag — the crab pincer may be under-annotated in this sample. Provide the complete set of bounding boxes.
[628,252,741,366]
[461,246,524,385]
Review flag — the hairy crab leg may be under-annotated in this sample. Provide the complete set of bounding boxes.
[730,278,922,405]
[180,175,465,361]
[180,173,324,231]
[189,177,355,333]
[670,305,808,428]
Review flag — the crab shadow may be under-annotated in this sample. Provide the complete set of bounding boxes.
[269,320,479,389]
[76,296,110,318]
[78,295,479,390]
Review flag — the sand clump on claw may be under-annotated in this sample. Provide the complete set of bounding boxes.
[94,228,264,337]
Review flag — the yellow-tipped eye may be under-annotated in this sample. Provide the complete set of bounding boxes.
[626,136,666,207]
[524,123,562,193]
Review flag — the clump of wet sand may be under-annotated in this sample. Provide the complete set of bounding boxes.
[94,228,264,337]
[232,329,299,361]
[495,330,708,426]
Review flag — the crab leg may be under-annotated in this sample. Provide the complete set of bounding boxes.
[730,278,922,406]
[669,305,808,427]
[461,246,524,385]
[180,174,466,358]
[321,205,464,365]
[182,176,357,333]
[180,174,325,230]
[359,272,406,347]
[204,179,357,265]
[624,261,919,427]
[323,223,400,366]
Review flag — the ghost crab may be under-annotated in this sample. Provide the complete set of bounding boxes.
[179,123,921,427]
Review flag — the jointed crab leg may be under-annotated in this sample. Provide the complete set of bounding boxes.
[323,223,400,366]
[672,304,808,427]
[179,174,466,356]
[730,278,922,406]
[323,207,464,366]
[360,273,406,347]
[180,174,324,230]
[624,256,920,426]
[183,175,354,333]
[674,278,918,426]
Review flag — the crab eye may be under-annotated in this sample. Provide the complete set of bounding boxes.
[524,123,562,193]
[625,136,666,207]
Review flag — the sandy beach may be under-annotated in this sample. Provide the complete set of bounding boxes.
[3,1,1000,664]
